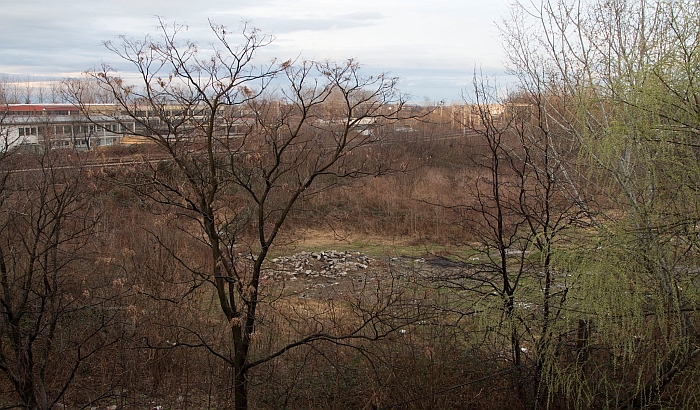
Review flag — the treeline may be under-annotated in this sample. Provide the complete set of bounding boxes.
[3,1,700,409]
[0,74,66,105]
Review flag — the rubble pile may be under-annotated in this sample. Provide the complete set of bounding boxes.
[263,250,373,281]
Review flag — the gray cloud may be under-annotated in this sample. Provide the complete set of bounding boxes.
[0,0,507,102]
[367,66,516,103]
[247,12,384,34]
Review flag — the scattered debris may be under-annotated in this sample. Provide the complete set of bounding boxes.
[263,250,375,281]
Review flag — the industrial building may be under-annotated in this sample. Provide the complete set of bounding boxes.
[1,104,135,151]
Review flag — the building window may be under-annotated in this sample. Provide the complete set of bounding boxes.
[18,127,37,136]
[55,125,72,134]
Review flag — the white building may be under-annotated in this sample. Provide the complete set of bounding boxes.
[1,104,135,151]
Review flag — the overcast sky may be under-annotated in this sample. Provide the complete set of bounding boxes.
[0,0,512,103]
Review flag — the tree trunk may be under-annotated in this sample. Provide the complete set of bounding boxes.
[232,325,249,410]
[19,379,39,410]
[233,362,248,410]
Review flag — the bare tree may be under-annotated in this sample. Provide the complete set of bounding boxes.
[501,0,700,407]
[49,81,62,104]
[0,152,123,409]
[458,78,532,406]
[0,101,11,154]
[69,20,419,409]
[422,75,588,409]
[0,75,22,105]
[22,76,33,104]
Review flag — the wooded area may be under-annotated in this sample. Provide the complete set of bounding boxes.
[2,1,700,409]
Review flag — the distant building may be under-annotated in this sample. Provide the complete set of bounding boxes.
[1,104,135,151]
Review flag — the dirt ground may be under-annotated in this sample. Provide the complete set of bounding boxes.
[261,230,473,299]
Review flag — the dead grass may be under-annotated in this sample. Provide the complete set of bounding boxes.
[273,228,477,261]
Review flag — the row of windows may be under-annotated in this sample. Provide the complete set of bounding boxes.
[6,106,258,118]
[103,124,125,132]
[18,127,37,136]
[18,124,132,136]
[8,110,76,116]
[19,125,124,140]
[56,125,72,134]
[134,110,185,117]
[80,125,97,133]
[48,137,119,148]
